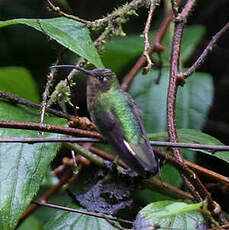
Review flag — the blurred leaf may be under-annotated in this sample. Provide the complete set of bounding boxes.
[102,25,205,73]
[0,66,40,103]
[134,201,206,230]
[102,35,147,73]
[129,69,213,188]
[0,17,103,68]
[0,101,67,230]
[129,68,213,133]
[178,129,229,163]
[18,216,43,230]
[154,25,205,65]
[149,128,229,163]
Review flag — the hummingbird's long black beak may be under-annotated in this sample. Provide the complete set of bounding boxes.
[49,65,92,75]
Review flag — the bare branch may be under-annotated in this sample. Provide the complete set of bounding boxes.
[120,0,183,91]
[0,90,71,119]
[0,120,103,139]
[177,22,229,79]
[2,135,229,153]
[46,0,91,25]
[33,201,133,225]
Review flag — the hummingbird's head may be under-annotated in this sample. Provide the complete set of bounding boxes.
[49,65,119,92]
[87,68,119,92]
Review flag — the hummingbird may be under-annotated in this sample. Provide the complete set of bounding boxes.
[50,65,158,176]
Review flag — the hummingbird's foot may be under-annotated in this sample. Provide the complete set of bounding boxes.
[120,168,138,178]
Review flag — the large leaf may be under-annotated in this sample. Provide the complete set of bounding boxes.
[129,69,213,187]
[177,129,229,163]
[179,129,229,163]
[43,194,118,230]
[0,66,39,103]
[0,101,67,230]
[0,17,103,68]
[129,68,213,133]
[149,128,229,164]
[44,207,118,230]
[134,201,206,230]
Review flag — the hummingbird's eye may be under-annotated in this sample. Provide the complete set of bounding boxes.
[98,76,107,82]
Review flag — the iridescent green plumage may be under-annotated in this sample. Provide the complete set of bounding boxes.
[87,68,158,176]
[50,65,158,176]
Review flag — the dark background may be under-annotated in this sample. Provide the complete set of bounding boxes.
[0,0,229,208]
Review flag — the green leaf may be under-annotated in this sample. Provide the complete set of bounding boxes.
[44,209,118,230]
[134,201,206,230]
[129,69,213,188]
[154,25,205,65]
[129,68,213,133]
[0,17,104,68]
[149,128,229,164]
[18,216,43,230]
[0,66,40,103]
[43,197,118,230]
[0,101,67,230]
[177,129,229,163]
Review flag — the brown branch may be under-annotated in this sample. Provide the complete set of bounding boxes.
[0,133,228,184]
[167,0,203,203]
[2,135,229,153]
[46,0,91,25]
[120,0,183,91]
[167,0,220,215]
[92,0,149,28]
[152,147,215,206]
[177,22,229,79]
[185,161,229,184]
[33,201,133,225]
[0,137,102,144]
[89,146,194,200]
[0,90,71,120]
[146,177,193,200]
[0,120,103,139]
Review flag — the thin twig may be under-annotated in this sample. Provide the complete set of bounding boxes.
[152,147,214,204]
[143,0,157,73]
[0,137,101,144]
[92,0,149,28]
[146,177,193,200]
[46,0,91,25]
[177,22,229,79]
[0,90,71,119]
[0,120,103,138]
[2,136,229,153]
[0,133,228,184]
[33,201,133,225]
[120,0,183,91]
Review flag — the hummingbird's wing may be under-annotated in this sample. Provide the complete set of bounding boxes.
[94,109,150,175]
[93,93,158,175]
[123,92,158,173]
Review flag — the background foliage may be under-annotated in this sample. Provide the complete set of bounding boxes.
[0,0,228,229]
